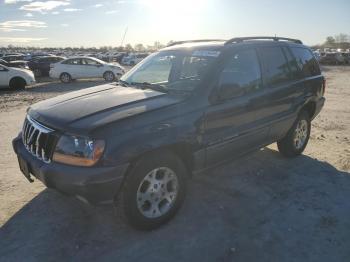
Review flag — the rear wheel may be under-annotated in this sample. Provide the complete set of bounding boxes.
[103,71,115,82]
[117,151,188,230]
[9,77,26,90]
[60,72,71,83]
[277,111,311,157]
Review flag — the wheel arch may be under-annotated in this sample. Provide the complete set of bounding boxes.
[127,142,195,177]
[113,142,195,203]
[301,101,316,119]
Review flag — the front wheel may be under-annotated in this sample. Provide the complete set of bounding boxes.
[117,151,188,230]
[277,111,311,157]
[60,72,71,83]
[103,71,115,82]
[9,77,26,90]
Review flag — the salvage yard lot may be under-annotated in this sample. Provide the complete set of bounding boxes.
[0,66,349,261]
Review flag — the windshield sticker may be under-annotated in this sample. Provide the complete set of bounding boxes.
[192,50,221,57]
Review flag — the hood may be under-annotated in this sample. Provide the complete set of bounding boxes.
[28,84,183,133]
[106,62,124,69]
[11,66,33,75]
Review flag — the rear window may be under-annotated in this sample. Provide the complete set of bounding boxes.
[260,46,290,86]
[290,47,320,77]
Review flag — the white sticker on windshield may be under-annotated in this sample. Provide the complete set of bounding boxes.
[192,50,221,57]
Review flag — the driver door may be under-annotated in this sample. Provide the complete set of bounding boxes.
[203,48,268,166]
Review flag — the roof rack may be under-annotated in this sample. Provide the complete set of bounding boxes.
[224,36,303,45]
[167,39,225,47]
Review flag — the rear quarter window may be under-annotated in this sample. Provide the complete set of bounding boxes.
[290,47,321,77]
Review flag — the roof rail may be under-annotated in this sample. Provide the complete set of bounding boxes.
[167,39,225,47]
[225,36,303,45]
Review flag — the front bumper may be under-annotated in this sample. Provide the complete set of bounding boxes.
[12,135,129,205]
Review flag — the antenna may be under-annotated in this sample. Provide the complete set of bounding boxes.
[120,26,128,47]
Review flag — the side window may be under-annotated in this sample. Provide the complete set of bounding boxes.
[218,49,262,99]
[63,59,81,65]
[290,47,321,77]
[260,46,290,86]
[282,47,302,79]
[180,56,211,80]
[82,59,100,65]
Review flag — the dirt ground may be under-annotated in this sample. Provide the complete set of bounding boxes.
[0,66,349,262]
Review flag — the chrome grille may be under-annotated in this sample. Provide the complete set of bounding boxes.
[22,115,55,163]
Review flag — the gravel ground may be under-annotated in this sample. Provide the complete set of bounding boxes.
[0,66,349,262]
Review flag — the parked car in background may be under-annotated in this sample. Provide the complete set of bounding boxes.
[28,56,65,77]
[313,51,321,61]
[49,57,125,83]
[122,53,149,65]
[319,52,345,65]
[2,54,26,62]
[13,37,325,229]
[25,53,53,61]
[341,53,350,64]
[0,64,35,89]
[0,58,29,69]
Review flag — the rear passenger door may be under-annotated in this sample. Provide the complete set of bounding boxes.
[203,47,268,166]
[254,45,304,141]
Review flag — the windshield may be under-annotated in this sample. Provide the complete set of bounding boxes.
[120,50,220,92]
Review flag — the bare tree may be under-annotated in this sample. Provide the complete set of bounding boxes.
[334,34,349,43]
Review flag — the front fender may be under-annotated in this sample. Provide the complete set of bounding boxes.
[102,114,203,166]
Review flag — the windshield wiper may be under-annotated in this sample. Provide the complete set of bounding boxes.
[130,82,167,93]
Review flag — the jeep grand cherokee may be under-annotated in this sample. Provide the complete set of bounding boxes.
[13,36,325,229]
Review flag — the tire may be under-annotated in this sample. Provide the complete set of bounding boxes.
[117,151,188,230]
[277,111,311,157]
[60,72,71,83]
[103,71,115,82]
[9,77,26,90]
[33,68,42,77]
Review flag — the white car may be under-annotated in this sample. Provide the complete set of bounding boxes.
[0,64,35,90]
[49,57,125,83]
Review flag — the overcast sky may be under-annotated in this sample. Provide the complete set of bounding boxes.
[0,0,349,47]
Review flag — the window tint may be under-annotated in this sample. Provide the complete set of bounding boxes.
[260,46,290,86]
[282,47,301,79]
[290,47,320,77]
[219,49,262,98]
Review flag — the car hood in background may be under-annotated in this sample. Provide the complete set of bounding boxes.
[28,84,183,133]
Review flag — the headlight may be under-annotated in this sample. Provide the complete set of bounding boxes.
[52,135,105,167]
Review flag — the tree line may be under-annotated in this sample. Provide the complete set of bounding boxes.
[1,41,175,53]
[313,33,350,49]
